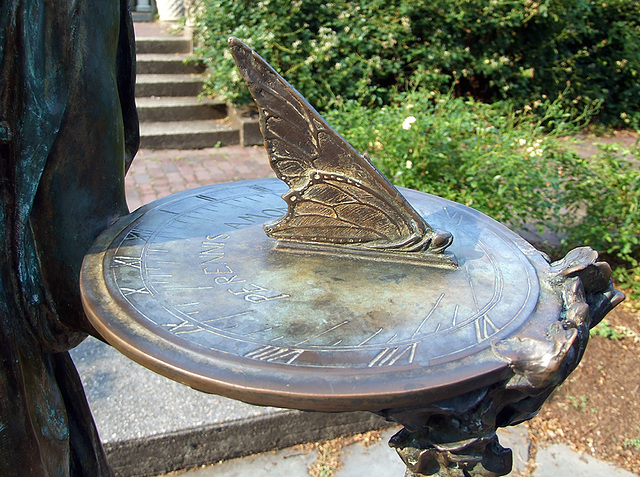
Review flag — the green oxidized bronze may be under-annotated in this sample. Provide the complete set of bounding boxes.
[0,1,138,475]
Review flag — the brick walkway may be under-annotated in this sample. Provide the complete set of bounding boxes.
[127,22,273,210]
[125,145,273,211]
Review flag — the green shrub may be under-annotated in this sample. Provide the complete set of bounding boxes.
[193,0,416,110]
[193,0,640,127]
[324,89,640,300]
[325,90,591,232]
[403,0,640,127]
[560,141,640,299]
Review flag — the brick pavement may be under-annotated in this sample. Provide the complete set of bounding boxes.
[125,145,273,211]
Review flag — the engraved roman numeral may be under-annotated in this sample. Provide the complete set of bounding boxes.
[475,315,500,342]
[368,343,417,367]
[120,286,151,296]
[442,206,464,225]
[125,228,152,242]
[245,346,304,364]
[113,256,142,270]
[165,321,204,335]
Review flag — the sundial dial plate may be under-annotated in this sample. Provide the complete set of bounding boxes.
[81,178,560,412]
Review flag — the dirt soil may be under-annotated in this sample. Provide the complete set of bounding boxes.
[527,297,640,475]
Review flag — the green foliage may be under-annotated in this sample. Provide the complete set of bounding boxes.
[590,320,633,340]
[623,436,640,450]
[559,142,640,300]
[193,0,416,110]
[403,0,640,127]
[193,0,640,127]
[326,90,588,233]
[324,89,640,300]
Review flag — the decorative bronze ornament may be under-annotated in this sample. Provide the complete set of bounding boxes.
[228,38,455,269]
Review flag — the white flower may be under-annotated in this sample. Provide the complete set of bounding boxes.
[402,116,417,130]
[518,139,527,146]
[406,160,413,169]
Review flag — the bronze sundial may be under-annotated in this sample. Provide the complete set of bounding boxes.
[81,39,623,476]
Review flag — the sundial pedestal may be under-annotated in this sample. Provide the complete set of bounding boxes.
[80,179,612,477]
[81,38,623,477]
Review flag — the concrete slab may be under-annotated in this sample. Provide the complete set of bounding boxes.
[148,428,405,477]
[134,22,176,39]
[498,425,531,474]
[136,74,204,97]
[71,337,276,443]
[139,120,239,149]
[334,428,406,477]
[71,337,390,477]
[533,443,637,477]
[145,424,532,477]
[159,445,319,477]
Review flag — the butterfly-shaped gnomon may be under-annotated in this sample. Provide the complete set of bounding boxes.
[229,37,456,269]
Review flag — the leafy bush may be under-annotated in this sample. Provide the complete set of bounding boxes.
[560,141,640,299]
[193,0,640,127]
[324,89,640,300]
[403,0,640,127]
[193,0,416,110]
[325,90,590,233]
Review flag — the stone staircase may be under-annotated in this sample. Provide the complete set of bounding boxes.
[136,36,261,149]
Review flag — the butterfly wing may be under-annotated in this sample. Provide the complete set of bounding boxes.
[266,172,429,250]
[229,38,452,254]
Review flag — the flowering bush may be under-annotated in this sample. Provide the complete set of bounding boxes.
[325,90,640,300]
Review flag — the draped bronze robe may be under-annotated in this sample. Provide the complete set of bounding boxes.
[0,1,139,474]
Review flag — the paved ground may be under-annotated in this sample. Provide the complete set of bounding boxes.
[125,146,273,211]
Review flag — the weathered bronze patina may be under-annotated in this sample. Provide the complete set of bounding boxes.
[80,39,623,477]
[228,38,456,269]
[0,2,138,475]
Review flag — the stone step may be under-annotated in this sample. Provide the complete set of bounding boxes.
[71,337,390,477]
[136,36,192,54]
[139,119,240,149]
[136,74,205,97]
[136,97,228,122]
[132,11,154,22]
[137,53,203,75]
[228,104,263,146]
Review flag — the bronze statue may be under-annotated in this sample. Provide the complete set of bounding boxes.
[0,1,138,475]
